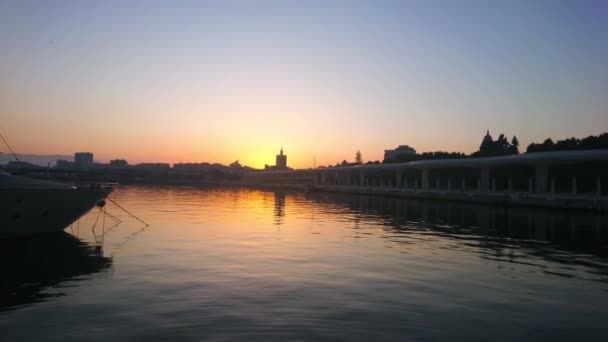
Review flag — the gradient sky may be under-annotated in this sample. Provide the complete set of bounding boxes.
[1,0,607,168]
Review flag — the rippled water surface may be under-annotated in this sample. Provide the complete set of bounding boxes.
[2,186,608,341]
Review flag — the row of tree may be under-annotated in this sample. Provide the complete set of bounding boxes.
[472,134,519,157]
[356,132,608,166]
[526,133,608,153]
[379,151,468,164]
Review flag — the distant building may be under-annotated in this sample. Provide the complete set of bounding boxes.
[55,159,75,169]
[74,152,94,169]
[173,163,206,176]
[110,159,128,167]
[134,163,171,172]
[265,148,291,171]
[276,148,287,169]
[383,145,416,163]
[6,161,41,169]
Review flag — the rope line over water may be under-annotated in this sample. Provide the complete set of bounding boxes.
[0,129,21,163]
[107,197,149,227]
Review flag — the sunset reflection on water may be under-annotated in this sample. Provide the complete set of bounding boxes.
[2,185,608,341]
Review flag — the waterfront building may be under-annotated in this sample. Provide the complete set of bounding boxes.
[74,152,94,170]
[55,159,75,169]
[5,161,41,169]
[244,149,608,212]
[110,159,128,167]
[134,163,171,172]
[173,163,206,176]
[383,145,416,163]
[265,148,290,171]
[276,148,287,169]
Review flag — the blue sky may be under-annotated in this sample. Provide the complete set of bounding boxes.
[1,0,607,167]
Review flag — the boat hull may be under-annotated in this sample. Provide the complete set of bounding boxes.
[0,188,113,238]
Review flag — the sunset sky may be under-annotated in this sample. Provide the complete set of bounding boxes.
[1,0,607,169]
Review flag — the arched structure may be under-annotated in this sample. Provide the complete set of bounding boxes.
[243,150,608,211]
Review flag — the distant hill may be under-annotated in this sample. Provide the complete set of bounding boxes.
[0,154,74,167]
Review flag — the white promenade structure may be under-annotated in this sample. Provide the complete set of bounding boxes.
[244,150,608,211]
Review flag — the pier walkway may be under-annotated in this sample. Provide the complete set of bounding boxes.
[244,150,608,212]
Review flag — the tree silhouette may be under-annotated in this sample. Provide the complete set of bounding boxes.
[511,136,519,147]
[510,136,520,154]
[472,131,518,157]
[478,135,494,156]
[526,133,608,153]
[355,150,363,164]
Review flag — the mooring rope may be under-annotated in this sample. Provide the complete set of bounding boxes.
[107,197,149,227]
[91,206,103,230]
[102,209,122,224]
[0,129,21,163]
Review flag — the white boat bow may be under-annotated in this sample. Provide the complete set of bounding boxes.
[0,171,115,238]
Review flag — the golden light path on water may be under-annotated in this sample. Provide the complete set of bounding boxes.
[1,185,608,341]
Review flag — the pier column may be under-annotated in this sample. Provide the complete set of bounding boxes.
[395,171,402,189]
[534,165,548,193]
[597,178,602,197]
[359,172,365,187]
[480,168,491,191]
[572,177,577,195]
[422,169,429,190]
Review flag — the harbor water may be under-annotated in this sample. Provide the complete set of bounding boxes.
[1,185,607,341]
